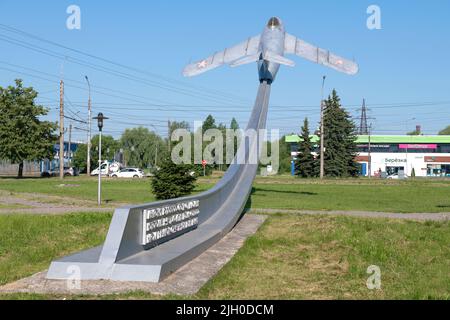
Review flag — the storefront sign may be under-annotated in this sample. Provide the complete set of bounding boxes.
[141,200,200,248]
[399,144,437,150]
[357,144,390,148]
[385,158,407,164]
[424,156,450,163]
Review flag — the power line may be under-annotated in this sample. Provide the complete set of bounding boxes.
[64,115,87,124]
[3,60,448,113]
[0,23,251,104]
[0,28,248,105]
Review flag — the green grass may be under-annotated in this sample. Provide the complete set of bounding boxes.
[0,177,212,206]
[196,214,450,299]
[0,213,449,299]
[248,182,450,212]
[1,176,450,212]
[0,212,111,286]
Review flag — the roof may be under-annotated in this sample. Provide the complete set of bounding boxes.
[285,135,450,144]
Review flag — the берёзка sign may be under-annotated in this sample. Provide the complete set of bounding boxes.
[141,200,200,248]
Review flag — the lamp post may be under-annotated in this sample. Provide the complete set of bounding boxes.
[93,113,108,206]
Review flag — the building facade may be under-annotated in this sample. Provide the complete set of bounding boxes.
[285,135,450,177]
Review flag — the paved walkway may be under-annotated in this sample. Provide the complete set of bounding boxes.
[249,208,450,221]
[0,191,114,214]
[0,214,267,296]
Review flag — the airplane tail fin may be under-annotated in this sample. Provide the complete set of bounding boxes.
[229,53,261,67]
[264,51,295,67]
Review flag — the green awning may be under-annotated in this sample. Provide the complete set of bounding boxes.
[285,135,450,144]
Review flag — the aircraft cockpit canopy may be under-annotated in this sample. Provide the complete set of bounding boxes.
[267,17,281,29]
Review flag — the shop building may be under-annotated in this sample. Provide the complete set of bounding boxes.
[285,135,450,177]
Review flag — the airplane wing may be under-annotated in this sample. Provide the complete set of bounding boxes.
[183,35,261,77]
[284,33,358,75]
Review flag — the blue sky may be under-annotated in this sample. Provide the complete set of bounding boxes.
[0,0,449,141]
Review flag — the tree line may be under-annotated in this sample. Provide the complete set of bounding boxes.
[0,79,242,177]
[2,80,450,179]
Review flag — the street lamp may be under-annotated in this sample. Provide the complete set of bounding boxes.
[93,112,108,206]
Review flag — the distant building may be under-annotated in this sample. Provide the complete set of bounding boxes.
[285,135,450,177]
[0,142,81,177]
[41,141,80,172]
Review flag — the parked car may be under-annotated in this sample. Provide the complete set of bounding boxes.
[387,173,408,180]
[110,168,145,179]
[41,167,79,177]
[91,161,122,176]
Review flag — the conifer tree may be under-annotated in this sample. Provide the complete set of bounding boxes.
[318,89,358,177]
[295,118,316,177]
[151,157,197,200]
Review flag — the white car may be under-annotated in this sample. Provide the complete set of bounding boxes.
[387,174,408,180]
[110,168,145,179]
[91,161,122,176]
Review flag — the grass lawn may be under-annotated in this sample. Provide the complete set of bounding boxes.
[0,213,111,286]
[0,213,449,299]
[1,176,450,213]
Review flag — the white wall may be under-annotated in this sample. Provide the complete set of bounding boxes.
[359,152,450,177]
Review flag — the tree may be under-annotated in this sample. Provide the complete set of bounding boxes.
[273,135,292,174]
[91,135,119,167]
[228,117,240,161]
[72,143,88,173]
[295,118,316,177]
[195,114,224,174]
[438,125,450,135]
[202,114,217,133]
[121,127,165,169]
[230,118,239,130]
[407,129,421,136]
[318,89,359,177]
[0,80,57,177]
[151,157,197,200]
[72,134,119,172]
[168,120,190,152]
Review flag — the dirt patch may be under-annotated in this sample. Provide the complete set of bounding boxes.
[0,191,115,215]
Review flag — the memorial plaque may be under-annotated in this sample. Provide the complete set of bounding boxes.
[141,200,200,249]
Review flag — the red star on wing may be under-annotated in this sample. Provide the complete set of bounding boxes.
[197,60,208,69]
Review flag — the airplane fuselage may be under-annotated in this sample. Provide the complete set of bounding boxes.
[258,17,286,84]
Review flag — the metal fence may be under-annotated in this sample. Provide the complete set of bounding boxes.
[0,159,42,177]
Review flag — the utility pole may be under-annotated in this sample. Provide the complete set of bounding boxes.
[168,120,171,153]
[68,123,72,167]
[85,76,92,176]
[149,124,159,168]
[319,76,326,179]
[59,80,65,180]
